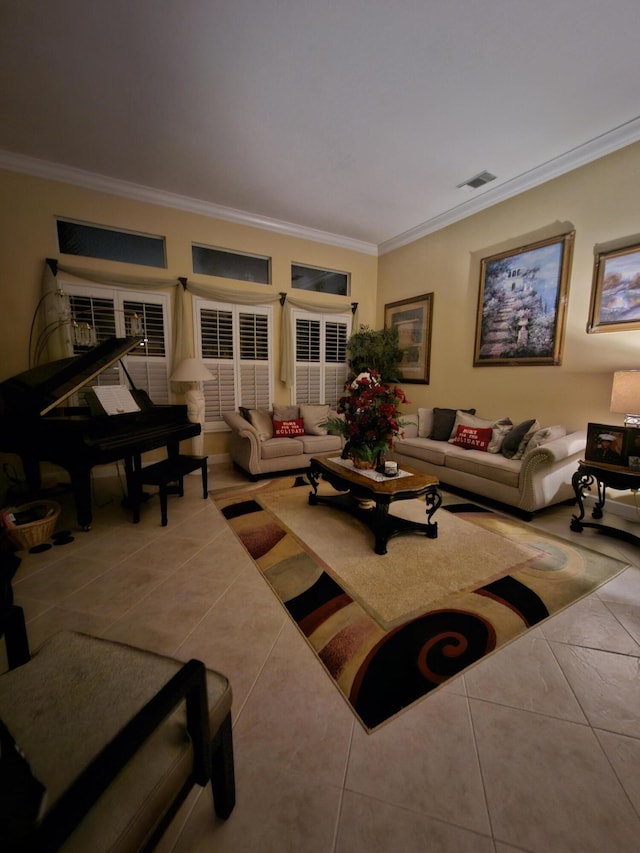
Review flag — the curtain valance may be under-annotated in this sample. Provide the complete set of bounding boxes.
[39,261,359,391]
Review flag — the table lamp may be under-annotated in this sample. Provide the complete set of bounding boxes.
[170,358,216,456]
[610,370,640,428]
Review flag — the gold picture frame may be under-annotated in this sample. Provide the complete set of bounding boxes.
[473,232,574,366]
[384,293,433,384]
[587,241,640,333]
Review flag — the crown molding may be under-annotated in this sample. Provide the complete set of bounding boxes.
[3,114,640,261]
[0,149,378,257]
[379,115,640,255]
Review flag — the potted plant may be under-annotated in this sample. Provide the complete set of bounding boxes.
[346,325,403,382]
[325,369,410,469]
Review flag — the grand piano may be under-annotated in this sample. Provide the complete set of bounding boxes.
[0,336,200,529]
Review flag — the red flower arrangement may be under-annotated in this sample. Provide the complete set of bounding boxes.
[325,369,410,467]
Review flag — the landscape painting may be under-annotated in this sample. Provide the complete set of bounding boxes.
[474,232,574,366]
[587,242,640,333]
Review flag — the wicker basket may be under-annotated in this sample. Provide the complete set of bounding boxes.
[1,500,61,550]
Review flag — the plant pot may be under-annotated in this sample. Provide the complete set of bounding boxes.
[350,455,376,470]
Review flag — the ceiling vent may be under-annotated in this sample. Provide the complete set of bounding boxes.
[456,171,497,191]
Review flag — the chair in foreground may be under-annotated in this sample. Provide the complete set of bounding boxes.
[0,622,235,852]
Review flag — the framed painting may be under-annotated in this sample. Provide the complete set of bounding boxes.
[384,292,433,384]
[473,231,574,366]
[587,241,640,333]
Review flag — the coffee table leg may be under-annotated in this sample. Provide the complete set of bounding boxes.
[424,486,441,539]
[307,467,321,504]
[374,504,390,555]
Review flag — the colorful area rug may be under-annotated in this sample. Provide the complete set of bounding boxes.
[212,477,629,732]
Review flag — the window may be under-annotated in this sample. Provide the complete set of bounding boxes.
[57,219,166,268]
[294,311,349,407]
[192,245,271,284]
[64,282,171,403]
[194,298,273,428]
[291,264,350,296]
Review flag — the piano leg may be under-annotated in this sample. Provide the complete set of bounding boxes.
[126,454,144,524]
[70,468,93,531]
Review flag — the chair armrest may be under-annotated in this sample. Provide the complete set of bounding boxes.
[33,659,210,851]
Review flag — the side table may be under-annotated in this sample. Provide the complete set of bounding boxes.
[570,460,640,546]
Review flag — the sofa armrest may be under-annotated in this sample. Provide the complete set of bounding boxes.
[222,410,260,439]
[517,430,586,512]
[523,430,587,464]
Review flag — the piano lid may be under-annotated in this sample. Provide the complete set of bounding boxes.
[0,336,144,417]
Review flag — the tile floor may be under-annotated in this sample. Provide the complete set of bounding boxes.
[3,463,640,852]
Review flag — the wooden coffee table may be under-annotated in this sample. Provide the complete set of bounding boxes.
[307,454,441,555]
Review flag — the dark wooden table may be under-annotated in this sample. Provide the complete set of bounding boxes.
[307,454,441,554]
[570,459,640,546]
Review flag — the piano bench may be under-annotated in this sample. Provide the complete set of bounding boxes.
[136,455,208,526]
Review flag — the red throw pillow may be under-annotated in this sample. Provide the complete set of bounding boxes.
[273,417,305,437]
[451,424,493,451]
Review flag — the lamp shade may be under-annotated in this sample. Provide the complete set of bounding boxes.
[610,370,640,418]
[170,358,216,382]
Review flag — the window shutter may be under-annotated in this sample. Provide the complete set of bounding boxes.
[196,299,273,426]
[65,284,171,405]
[294,313,349,405]
[203,363,236,422]
[295,365,322,404]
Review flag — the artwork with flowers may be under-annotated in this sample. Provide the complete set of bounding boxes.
[324,369,411,469]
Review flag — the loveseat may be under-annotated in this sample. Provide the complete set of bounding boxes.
[390,407,586,516]
[223,404,344,479]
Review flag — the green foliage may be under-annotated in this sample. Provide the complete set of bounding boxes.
[346,325,403,382]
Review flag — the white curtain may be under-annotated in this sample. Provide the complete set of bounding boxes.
[37,260,358,389]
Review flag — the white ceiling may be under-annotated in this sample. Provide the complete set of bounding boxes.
[2,0,640,254]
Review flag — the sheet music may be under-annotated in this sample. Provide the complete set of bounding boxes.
[92,385,141,415]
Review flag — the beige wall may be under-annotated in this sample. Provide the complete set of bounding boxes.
[0,168,378,458]
[377,141,640,433]
[2,139,639,469]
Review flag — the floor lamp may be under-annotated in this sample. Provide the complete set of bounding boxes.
[170,358,216,457]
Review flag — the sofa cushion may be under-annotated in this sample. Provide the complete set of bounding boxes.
[501,419,537,459]
[451,425,493,451]
[300,404,330,435]
[511,420,541,459]
[488,422,514,454]
[393,437,448,465]
[417,408,434,438]
[260,437,305,459]
[430,407,476,441]
[273,418,305,437]
[449,410,495,434]
[300,435,342,454]
[445,448,521,487]
[273,405,300,421]
[526,424,567,452]
[248,408,274,441]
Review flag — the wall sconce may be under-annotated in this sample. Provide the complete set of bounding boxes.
[170,358,217,456]
[610,370,640,427]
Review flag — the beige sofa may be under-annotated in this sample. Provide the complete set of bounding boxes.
[390,407,586,516]
[223,404,344,479]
